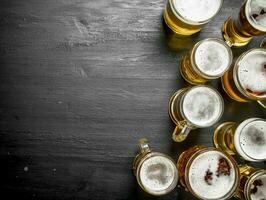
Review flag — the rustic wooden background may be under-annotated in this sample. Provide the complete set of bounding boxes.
[0,0,265,199]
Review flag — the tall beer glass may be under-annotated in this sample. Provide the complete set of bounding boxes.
[177,146,240,200]
[213,118,266,162]
[164,0,223,36]
[132,138,178,195]
[169,85,224,142]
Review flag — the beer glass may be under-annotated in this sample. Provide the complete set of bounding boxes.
[213,118,266,162]
[222,0,266,47]
[169,85,224,142]
[221,48,266,108]
[132,138,178,196]
[235,165,266,200]
[177,146,240,200]
[180,38,233,85]
[164,0,223,36]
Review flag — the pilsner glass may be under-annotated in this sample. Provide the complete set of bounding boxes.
[132,138,178,196]
[221,48,266,108]
[177,146,240,200]
[213,118,266,162]
[180,38,233,85]
[169,85,224,142]
[222,0,266,47]
[164,0,223,36]
[235,165,266,200]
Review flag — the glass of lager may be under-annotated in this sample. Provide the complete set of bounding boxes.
[169,85,224,142]
[164,0,223,36]
[222,0,266,47]
[132,138,178,196]
[213,118,266,162]
[180,38,233,85]
[236,165,266,200]
[221,48,266,108]
[177,146,240,200]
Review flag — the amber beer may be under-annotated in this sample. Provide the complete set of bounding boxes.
[180,38,233,85]
[169,85,224,142]
[221,48,266,107]
[164,0,223,35]
[222,0,266,47]
[236,165,266,200]
[132,138,178,195]
[213,118,266,162]
[177,146,240,200]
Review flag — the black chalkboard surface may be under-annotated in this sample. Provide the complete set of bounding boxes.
[0,0,265,199]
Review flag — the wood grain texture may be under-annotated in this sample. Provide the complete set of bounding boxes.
[0,0,265,199]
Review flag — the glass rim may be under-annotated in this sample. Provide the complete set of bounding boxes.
[169,0,223,25]
[136,151,178,196]
[184,147,240,200]
[180,85,224,128]
[244,169,266,200]
[190,38,233,79]
[233,48,266,100]
[245,0,266,32]
[234,118,266,162]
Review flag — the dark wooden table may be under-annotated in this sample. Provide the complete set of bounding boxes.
[0,0,265,199]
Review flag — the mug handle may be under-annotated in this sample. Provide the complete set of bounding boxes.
[257,100,266,109]
[260,38,266,48]
[138,138,151,153]
[172,121,191,142]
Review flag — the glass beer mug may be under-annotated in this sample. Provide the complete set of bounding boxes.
[169,85,224,142]
[222,0,266,47]
[180,38,233,85]
[132,138,178,196]
[177,146,240,200]
[213,118,266,162]
[221,48,266,108]
[235,165,266,200]
[164,0,223,36]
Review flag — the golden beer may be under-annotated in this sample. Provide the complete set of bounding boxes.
[177,146,240,200]
[164,0,223,36]
[221,48,266,107]
[213,118,266,162]
[132,138,178,196]
[235,165,266,200]
[169,85,224,142]
[180,38,233,85]
[222,0,266,47]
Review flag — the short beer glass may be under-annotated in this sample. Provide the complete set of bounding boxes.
[132,138,178,196]
[213,118,266,162]
[177,146,240,200]
[221,48,266,108]
[236,165,266,200]
[180,38,233,85]
[164,0,223,36]
[222,0,266,47]
[169,85,224,142]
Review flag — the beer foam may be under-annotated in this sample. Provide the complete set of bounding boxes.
[188,150,236,199]
[247,0,266,32]
[194,40,231,77]
[234,118,266,161]
[172,0,222,23]
[250,173,266,200]
[139,155,177,194]
[236,49,266,99]
[182,86,223,127]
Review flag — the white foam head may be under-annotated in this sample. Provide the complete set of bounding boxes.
[246,0,266,32]
[172,0,222,24]
[249,172,266,200]
[181,86,223,127]
[234,118,266,162]
[194,39,232,78]
[235,49,266,99]
[139,155,178,195]
[188,150,237,199]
